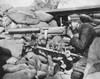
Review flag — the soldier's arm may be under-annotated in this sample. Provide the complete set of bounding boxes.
[70,23,94,51]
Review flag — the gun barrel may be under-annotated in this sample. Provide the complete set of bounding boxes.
[7,28,40,34]
[37,46,58,53]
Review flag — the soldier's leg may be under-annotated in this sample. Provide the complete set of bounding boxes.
[71,57,87,79]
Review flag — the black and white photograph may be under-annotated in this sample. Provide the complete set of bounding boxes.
[0,0,100,79]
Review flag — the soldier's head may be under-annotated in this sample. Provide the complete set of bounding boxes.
[68,14,81,30]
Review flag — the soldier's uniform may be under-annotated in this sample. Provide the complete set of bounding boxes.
[68,14,96,79]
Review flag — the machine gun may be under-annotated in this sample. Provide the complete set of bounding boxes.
[7,26,66,35]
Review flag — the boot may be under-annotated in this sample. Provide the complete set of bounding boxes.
[71,70,84,79]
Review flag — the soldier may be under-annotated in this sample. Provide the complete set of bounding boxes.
[66,14,96,79]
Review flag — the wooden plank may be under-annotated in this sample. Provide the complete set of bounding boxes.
[42,5,100,16]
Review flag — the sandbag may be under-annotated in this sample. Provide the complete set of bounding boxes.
[92,13,100,19]
[3,64,29,73]
[3,69,36,79]
[8,7,36,18]
[30,21,49,28]
[94,25,100,36]
[36,71,47,79]
[35,11,53,22]
[93,19,100,25]
[49,20,58,27]
[38,55,47,63]
[6,57,19,64]
[8,12,40,25]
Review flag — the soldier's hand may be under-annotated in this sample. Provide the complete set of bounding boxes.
[74,33,79,38]
[67,28,73,38]
[63,37,71,43]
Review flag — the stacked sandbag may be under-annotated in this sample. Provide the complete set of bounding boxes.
[6,7,58,29]
[0,4,58,32]
[0,10,58,41]
[0,4,59,79]
[2,51,49,79]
